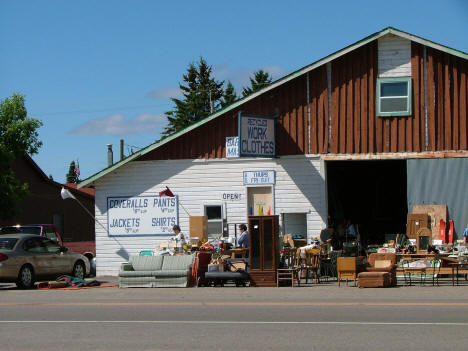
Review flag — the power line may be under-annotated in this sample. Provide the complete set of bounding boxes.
[34,102,172,117]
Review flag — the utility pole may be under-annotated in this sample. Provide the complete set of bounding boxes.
[209,89,214,114]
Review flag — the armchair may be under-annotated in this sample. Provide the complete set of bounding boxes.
[365,253,397,286]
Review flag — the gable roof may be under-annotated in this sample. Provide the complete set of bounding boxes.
[19,155,94,200]
[79,27,468,188]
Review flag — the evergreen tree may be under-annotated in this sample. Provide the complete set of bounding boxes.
[221,81,238,108]
[66,161,78,183]
[241,69,273,97]
[162,57,224,136]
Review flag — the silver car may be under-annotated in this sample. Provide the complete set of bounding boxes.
[0,234,90,289]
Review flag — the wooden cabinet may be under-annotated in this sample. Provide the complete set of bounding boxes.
[248,215,279,287]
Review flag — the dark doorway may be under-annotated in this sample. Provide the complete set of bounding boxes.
[326,160,407,247]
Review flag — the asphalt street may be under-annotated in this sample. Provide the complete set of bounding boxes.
[1,278,468,351]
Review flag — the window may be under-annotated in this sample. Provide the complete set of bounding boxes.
[0,238,18,250]
[44,227,58,242]
[377,77,412,116]
[204,205,223,238]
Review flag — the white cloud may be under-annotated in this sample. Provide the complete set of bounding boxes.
[146,87,182,99]
[70,113,167,136]
[262,65,287,78]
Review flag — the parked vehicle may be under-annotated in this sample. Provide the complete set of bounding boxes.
[0,234,90,288]
[0,224,95,274]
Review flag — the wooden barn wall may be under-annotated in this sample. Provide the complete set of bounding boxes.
[426,46,468,151]
[138,75,310,160]
[138,40,467,162]
[330,42,378,153]
[308,66,329,154]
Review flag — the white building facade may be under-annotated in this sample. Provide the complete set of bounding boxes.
[93,156,326,276]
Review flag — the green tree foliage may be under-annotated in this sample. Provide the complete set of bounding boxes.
[221,81,238,108]
[0,94,43,220]
[242,69,273,97]
[66,161,78,183]
[163,58,224,137]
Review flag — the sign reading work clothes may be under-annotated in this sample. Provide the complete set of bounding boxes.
[238,112,277,157]
[107,195,178,236]
[243,170,276,185]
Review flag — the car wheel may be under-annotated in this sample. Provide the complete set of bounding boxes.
[16,265,35,289]
[72,261,85,279]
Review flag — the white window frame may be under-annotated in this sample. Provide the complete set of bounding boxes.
[203,203,224,238]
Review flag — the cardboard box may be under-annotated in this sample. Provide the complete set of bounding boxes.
[229,261,246,272]
[189,216,208,242]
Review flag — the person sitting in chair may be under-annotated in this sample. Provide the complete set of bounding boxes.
[237,224,249,248]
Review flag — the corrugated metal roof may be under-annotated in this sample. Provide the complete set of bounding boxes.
[79,27,468,188]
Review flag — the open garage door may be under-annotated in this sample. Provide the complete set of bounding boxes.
[326,160,407,248]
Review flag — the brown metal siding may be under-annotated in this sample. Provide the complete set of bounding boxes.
[309,66,329,153]
[427,47,468,151]
[138,39,467,162]
[331,42,378,153]
[139,76,309,160]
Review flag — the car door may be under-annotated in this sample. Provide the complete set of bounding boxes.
[41,237,70,275]
[22,237,52,277]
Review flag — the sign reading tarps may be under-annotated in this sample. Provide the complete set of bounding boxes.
[243,170,276,185]
[238,112,276,157]
[107,195,178,236]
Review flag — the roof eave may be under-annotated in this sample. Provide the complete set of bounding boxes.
[78,27,468,188]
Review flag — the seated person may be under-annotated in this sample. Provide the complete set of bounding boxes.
[237,224,249,248]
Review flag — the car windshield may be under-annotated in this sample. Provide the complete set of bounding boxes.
[0,238,18,250]
[0,226,41,235]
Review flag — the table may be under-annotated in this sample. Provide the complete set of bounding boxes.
[448,262,468,286]
[224,248,248,258]
[402,266,429,286]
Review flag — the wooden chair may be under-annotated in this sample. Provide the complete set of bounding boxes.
[337,257,357,286]
[304,249,321,284]
[277,248,301,287]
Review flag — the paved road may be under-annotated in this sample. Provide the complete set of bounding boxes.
[1,279,468,350]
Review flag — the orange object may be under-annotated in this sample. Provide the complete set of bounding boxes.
[448,220,454,244]
[439,219,446,243]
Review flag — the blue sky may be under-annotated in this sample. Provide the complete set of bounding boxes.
[1,0,467,182]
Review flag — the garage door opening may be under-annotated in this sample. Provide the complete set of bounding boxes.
[326,160,407,248]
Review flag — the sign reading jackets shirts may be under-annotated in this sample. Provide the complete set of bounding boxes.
[107,195,179,236]
[238,112,276,157]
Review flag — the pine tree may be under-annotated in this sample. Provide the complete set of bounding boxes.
[221,81,238,108]
[241,69,273,97]
[162,58,224,137]
[66,161,78,183]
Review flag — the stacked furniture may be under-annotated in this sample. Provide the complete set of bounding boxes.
[119,254,194,288]
[358,253,397,287]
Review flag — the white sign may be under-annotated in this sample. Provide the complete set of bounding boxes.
[239,113,276,157]
[243,170,276,185]
[226,137,239,158]
[107,195,178,236]
[222,192,243,201]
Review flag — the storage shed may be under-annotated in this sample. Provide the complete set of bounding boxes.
[79,27,468,276]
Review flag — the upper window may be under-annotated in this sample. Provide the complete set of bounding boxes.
[376,77,412,117]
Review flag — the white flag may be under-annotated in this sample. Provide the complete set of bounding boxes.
[61,187,76,200]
